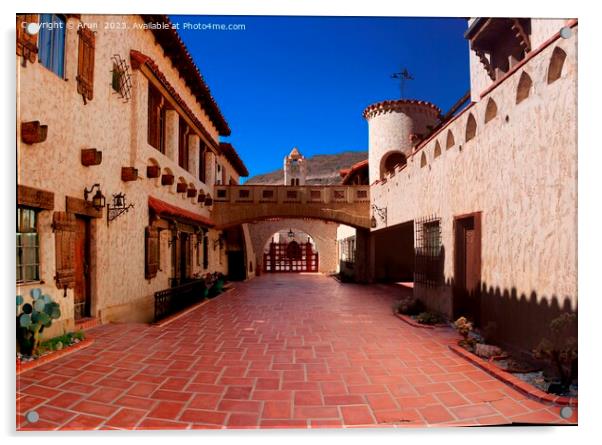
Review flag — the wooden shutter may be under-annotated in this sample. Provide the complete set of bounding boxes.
[145,226,159,279]
[76,26,95,102]
[148,85,160,149]
[53,212,76,289]
[17,14,39,63]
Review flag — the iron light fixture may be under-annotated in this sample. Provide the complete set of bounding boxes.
[288,228,295,238]
[107,192,134,225]
[213,233,225,251]
[371,204,387,228]
[84,184,106,211]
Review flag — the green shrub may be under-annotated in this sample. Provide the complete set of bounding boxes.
[415,311,445,325]
[533,313,577,388]
[393,297,424,316]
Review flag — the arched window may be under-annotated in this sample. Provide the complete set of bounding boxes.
[516,71,533,104]
[420,152,427,168]
[547,46,567,84]
[465,113,477,142]
[484,98,498,123]
[433,141,441,158]
[446,130,455,149]
[380,151,407,179]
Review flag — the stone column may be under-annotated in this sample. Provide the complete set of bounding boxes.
[188,134,200,179]
[164,109,179,162]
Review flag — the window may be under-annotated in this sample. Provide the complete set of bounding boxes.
[215,162,222,185]
[17,207,39,283]
[38,14,66,78]
[414,217,442,287]
[380,151,406,179]
[203,235,209,269]
[178,116,190,171]
[148,84,166,153]
[339,236,356,264]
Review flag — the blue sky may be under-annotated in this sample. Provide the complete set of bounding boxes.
[171,15,470,180]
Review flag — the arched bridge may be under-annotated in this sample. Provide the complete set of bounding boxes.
[211,185,371,229]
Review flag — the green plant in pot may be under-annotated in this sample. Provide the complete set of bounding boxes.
[454,316,475,350]
[16,289,61,357]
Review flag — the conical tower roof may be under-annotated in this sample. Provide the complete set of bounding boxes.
[289,147,302,159]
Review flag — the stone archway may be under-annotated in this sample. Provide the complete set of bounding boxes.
[248,219,338,275]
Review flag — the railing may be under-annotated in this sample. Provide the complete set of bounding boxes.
[154,278,206,322]
[213,184,370,204]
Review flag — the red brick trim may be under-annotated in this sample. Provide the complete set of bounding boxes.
[449,344,577,407]
[363,99,441,120]
[16,338,95,375]
[479,20,578,100]
[153,286,235,328]
[394,313,447,330]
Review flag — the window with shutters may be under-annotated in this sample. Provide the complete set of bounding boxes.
[38,14,66,78]
[148,84,166,153]
[145,227,159,279]
[178,116,190,171]
[76,26,95,102]
[17,207,40,283]
[17,14,39,64]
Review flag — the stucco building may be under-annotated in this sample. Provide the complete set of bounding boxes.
[365,18,578,352]
[16,14,252,335]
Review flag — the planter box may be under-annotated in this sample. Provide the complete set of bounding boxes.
[81,148,102,166]
[187,188,197,198]
[161,174,175,186]
[176,183,187,193]
[21,120,48,144]
[121,167,138,181]
[146,165,161,178]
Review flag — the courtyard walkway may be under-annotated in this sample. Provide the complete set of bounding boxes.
[17,274,576,430]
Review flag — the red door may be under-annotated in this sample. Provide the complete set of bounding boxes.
[453,214,481,324]
[74,216,91,320]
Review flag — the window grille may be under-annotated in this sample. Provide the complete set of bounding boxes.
[17,207,39,283]
[414,215,442,287]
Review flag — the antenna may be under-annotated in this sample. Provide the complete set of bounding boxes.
[391,68,414,99]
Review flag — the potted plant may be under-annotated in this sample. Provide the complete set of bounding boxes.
[454,316,475,351]
[16,289,61,357]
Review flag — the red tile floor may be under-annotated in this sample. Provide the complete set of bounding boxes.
[16,274,577,430]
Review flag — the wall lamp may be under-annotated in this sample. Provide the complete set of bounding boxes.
[213,233,225,251]
[107,192,134,225]
[84,183,106,211]
[371,204,387,228]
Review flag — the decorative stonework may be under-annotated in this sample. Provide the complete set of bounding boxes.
[362,99,441,120]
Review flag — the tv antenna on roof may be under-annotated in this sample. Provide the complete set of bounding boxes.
[391,68,414,99]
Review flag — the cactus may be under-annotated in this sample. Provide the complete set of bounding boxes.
[16,289,61,356]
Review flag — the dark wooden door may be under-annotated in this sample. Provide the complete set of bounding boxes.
[227,251,246,281]
[74,216,91,320]
[263,241,318,273]
[453,214,481,324]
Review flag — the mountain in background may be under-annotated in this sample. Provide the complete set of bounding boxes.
[245,150,368,185]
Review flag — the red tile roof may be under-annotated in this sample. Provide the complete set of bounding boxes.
[148,196,214,227]
[341,159,368,185]
[139,15,231,136]
[219,142,249,177]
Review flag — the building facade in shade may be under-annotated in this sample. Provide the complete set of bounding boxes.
[16,14,252,336]
[365,18,577,352]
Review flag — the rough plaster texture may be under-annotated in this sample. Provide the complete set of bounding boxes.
[366,103,439,183]
[370,29,577,349]
[17,15,246,334]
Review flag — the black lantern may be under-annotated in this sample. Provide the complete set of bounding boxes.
[84,184,106,211]
[107,192,134,225]
[288,228,295,238]
[370,215,377,228]
[371,204,387,228]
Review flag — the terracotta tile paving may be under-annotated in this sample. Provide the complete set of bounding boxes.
[16,274,577,430]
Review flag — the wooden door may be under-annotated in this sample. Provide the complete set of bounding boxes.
[73,216,91,320]
[453,214,481,324]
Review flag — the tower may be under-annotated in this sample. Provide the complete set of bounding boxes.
[363,99,441,183]
[283,147,306,186]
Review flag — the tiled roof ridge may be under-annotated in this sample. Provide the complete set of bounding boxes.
[139,15,231,136]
